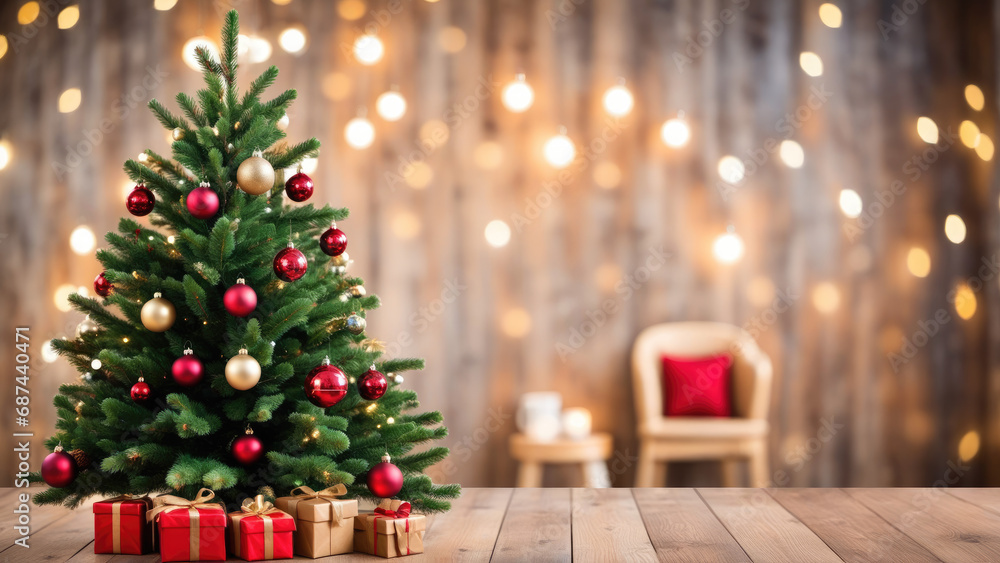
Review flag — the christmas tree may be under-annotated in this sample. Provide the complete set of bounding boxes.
[34,10,458,512]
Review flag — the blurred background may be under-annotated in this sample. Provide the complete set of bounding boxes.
[1,0,998,489]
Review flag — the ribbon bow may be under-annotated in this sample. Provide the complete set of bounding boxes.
[241,495,281,516]
[374,501,411,519]
[147,488,219,522]
[288,484,347,500]
[231,495,284,560]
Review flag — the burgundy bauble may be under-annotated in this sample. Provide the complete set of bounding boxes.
[94,272,113,297]
[186,183,220,219]
[273,243,308,282]
[358,368,388,401]
[366,455,404,498]
[130,379,151,402]
[319,224,348,257]
[41,448,78,488]
[224,279,257,317]
[304,361,349,408]
[231,433,265,465]
[171,351,204,387]
[126,184,155,216]
[284,172,314,202]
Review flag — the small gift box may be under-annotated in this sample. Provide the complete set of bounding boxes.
[227,495,296,561]
[274,484,359,558]
[148,488,228,562]
[353,500,426,558]
[93,494,153,554]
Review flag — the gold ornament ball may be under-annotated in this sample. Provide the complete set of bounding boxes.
[350,285,366,298]
[76,315,99,337]
[226,348,261,390]
[237,151,275,195]
[331,252,350,268]
[172,127,184,141]
[141,293,176,332]
[345,314,366,335]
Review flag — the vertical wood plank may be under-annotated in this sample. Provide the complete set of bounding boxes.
[401,488,511,562]
[492,488,572,562]
[632,488,750,563]
[697,488,841,563]
[571,488,657,563]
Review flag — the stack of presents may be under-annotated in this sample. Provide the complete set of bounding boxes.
[92,486,425,560]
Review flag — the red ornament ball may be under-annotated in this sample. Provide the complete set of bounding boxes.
[94,272,113,297]
[224,280,257,317]
[231,433,265,465]
[42,448,78,488]
[171,352,204,387]
[186,184,220,219]
[130,380,151,402]
[274,245,308,282]
[320,225,348,257]
[126,184,155,216]
[284,172,314,202]
[358,368,388,401]
[304,362,348,408]
[367,456,403,498]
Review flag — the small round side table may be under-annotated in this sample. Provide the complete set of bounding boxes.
[509,432,613,488]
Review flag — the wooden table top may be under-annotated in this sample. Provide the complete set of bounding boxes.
[2,487,999,562]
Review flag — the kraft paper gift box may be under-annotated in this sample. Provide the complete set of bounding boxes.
[148,488,228,562]
[274,484,359,558]
[227,495,296,561]
[93,494,153,554]
[353,500,426,558]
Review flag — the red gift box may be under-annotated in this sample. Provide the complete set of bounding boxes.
[149,488,227,562]
[228,496,296,561]
[93,495,153,554]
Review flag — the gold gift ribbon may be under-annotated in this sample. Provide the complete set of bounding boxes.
[230,495,284,559]
[103,494,138,554]
[147,488,221,559]
[286,484,348,555]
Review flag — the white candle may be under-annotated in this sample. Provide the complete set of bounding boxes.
[562,408,592,440]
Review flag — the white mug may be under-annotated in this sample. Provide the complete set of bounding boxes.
[517,392,562,442]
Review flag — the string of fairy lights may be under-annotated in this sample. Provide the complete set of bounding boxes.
[3,2,995,460]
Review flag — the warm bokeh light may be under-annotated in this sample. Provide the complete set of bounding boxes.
[602,84,634,117]
[593,161,622,189]
[906,247,931,278]
[811,282,840,314]
[712,231,745,264]
[543,134,576,168]
[322,72,352,100]
[501,308,532,338]
[18,2,40,24]
[975,133,994,161]
[420,120,450,147]
[799,52,823,77]
[965,84,985,111]
[337,0,365,20]
[42,340,59,363]
[779,140,805,168]
[818,3,842,27]
[438,26,467,53]
[247,35,272,63]
[271,0,292,4]
[404,162,433,189]
[595,263,623,292]
[0,140,11,170]
[183,36,221,71]
[391,209,422,239]
[944,214,966,244]
[154,0,178,9]
[958,430,981,461]
[959,120,981,148]
[70,225,96,255]
[278,27,307,54]
[916,116,939,144]
[502,74,534,113]
[59,88,82,113]
[484,220,512,247]
[376,91,407,121]
[660,118,691,148]
[299,157,318,174]
[717,156,745,183]
[954,283,976,319]
[58,5,80,29]
[839,189,862,218]
[91,359,102,370]
[747,276,776,307]
[353,35,384,65]
[54,284,77,312]
[473,141,504,170]
[344,117,375,149]
[0,36,7,61]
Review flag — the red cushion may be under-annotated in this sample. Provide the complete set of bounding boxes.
[660,353,733,417]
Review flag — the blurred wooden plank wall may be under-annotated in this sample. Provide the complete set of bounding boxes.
[0,0,997,488]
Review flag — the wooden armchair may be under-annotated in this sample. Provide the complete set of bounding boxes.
[632,322,772,487]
